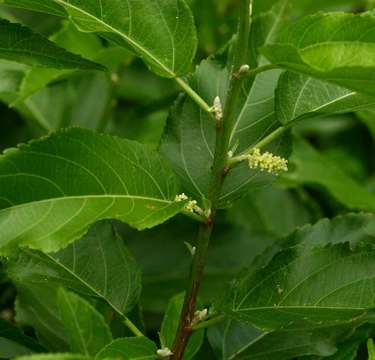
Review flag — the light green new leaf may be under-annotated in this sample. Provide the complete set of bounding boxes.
[276,72,375,125]
[0,19,103,70]
[220,213,375,330]
[161,59,290,207]
[0,127,185,255]
[368,339,375,360]
[283,137,375,212]
[262,12,375,95]
[160,293,204,360]
[0,0,197,78]
[15,355,91,360]
[57,289,112,356]
[96,337,157,360]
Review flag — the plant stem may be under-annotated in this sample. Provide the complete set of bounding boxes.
[123,315,144,337]
[171,1,252,359]
[175,77,213,114]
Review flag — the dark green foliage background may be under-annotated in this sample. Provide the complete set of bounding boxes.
[1,0,375,359]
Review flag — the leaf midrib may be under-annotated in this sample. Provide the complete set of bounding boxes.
[0,194,172,215]
[53,0,176,77]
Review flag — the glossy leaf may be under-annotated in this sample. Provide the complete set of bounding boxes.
[161,59,290,206]
[0,19,103,70]
[0,127,185,255]
[160,293,204,360]
[284,137,375,212]
[220,213,375,330]
[0,0,197,77]
[276,71,375,125]
[96,337,157,360]
[262,12,375,95]
[57,288,112,356]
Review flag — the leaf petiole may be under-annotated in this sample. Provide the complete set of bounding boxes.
[228,125,288,166]
[175,77,214,115]
[191,314,226,331]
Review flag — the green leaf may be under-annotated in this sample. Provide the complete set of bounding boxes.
[0,318,45,358]
[249,0,289,67]
[0,127,185,255]
[368,339,375,360]
[0,0,197,78]
[0,19,103,70]
[5,221,141,352]
[96,337,157,360]
[225,186,316,237]
[276,72,375,125]
[7,221,141,321]
[0,60,25,97]
[161,59,290,206]
[15,355,91,360]
[262,12,375,95]
[122,217,275,314]
[208,318,362,360]
[207,319,261,360]
[284,137,375,212]
[14,22,104,103]
[19,73,111,131]
[219,213,375,330]
[12,282,69,351]
[57,288,112,356]
[160,293,204,360]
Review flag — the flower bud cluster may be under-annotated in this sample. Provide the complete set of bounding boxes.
[175,193,204,215]
[157,347,173,359]
[192,308,209,325]
[247,148,288,175]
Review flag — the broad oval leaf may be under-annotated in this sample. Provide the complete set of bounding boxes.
[220,213,375,330]
[0,19,103,70]
[0,127,185,255]
[0,0,198,78]
[207,318,363,360]
[6,221,141,320]
[57,288,112,356]
[96,337,157,360]
[262,12,375,95]
[161,59,290,206]
[276,72,375,125]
